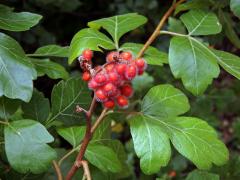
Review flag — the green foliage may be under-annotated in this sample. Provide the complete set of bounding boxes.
[1,1,240,179]
[0,33,36,102]
[130,85,228,174]
[68,28,115,64]
[121,43,168,65]
[4,120,56,173]
[0,5,42,31]
[88,13,147,48]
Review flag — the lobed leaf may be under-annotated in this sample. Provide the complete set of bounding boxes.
[0,5,42,31]
[230,0,240,18]
[88,13,147,47]
[68,28,115,64]
[4,120,57,174]
[121,43,168,65]
[29,45,69,57]
[0,96,20,120]
[180,9,222,36]
[169,36,220,95]
[0,33,37,102]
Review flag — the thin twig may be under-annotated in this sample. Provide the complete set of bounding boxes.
[52,160,63,180]
[136,0,186,59]
[82,160,92,180]
[58,147,79,166]
[66,97,97,180]
[0,120,9,126]
[91,108,108,133]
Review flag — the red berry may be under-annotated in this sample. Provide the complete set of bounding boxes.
[82,49,93,60]
[106,51,119,63]
[125,64,137,80]
[138,69,144,75]
[103,83,117,96]
[116,63,127,75]
[88,79,99,89]
[135,58,147,69]
[103,100,115,109]
[95,89,107,102]
[105,63,115,72]
[82,71,91,81]
[108,71,119,83]
[120,51,132,61]
[121,84,133,97]
[116,95,129,108]
[94,73,107,85]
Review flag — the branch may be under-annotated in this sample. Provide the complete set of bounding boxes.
[91,108,108,133]
[82,160,92,180]
[136,0,186,59]
[52,160,63,180]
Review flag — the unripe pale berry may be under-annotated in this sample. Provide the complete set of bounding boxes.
[82,49,93,60]
[116,95,129,108]
[103,83,117,96]
[82,71,91,81]
[95,89,108,102]
[116,63,127,75]
[125,64,137,80]
[94,73,107,85]
[106,51,119,63]
[103,100,115,109]
[120,51,132,61]
[121,84,133,97]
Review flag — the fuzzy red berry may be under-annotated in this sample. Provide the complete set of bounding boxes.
[108,71,119,83]
[125,64,137,80]
[135,58,147,69]
[121,84,133,97]
[95,89,107,102]
[116,63,127,75]
[82,71,91,81]
[106,51,119,63]
[103,83,117,96]
[103,100,115,109]
[120,51,132,61]
[116,95,129,108]
[88,79,99,89]
[105,63,115,72]
[82,49,93,60]
[94,73,107,85]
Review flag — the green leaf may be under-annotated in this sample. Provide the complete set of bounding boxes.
[85,143,122,173]
[121,43,168,65]
[174,0,211,15]
[218,11,240,49]
[142,84,190,118]
[30,58,69,80]
[4,120,57,174]
[106,140,131,178]
[132,72,154,91]
[186,170,219,180]
[0,5,42,31]
[130,115,171,174]
[168,17,186,34]
[213,50,240,79]
[0,96,20,120]
[47,77,91,126]
[166,117,228,169]
[169,36,220,95]
[29,45,69,57]
[130,85,228,174]
[88,13,147,47]
[0,33,37,102]
[230,0,240,18]
[68,28,115,64]
[57,126,85,148]
[22,89,50,123]
[180,9,222,36]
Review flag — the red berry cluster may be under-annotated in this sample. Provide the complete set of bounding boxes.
[80,49,147,109]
